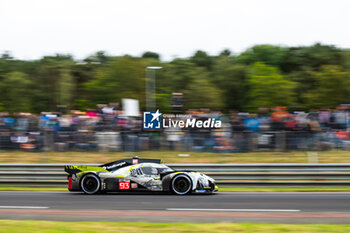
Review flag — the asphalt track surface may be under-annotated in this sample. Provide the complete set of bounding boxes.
[0,191,350,223]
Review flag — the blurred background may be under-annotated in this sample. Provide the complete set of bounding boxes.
[1,0,350,154]
[0,44,350,153]
[2,1,350,231]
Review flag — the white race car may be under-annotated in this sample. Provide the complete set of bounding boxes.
[65,157,218,195]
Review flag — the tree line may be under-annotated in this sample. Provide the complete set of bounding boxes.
[1,43,350,113]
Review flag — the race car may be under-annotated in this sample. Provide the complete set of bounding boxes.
[65,157,218,195]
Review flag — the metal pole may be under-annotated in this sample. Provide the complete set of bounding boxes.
[145,69,151,111]
[145,67,162,111]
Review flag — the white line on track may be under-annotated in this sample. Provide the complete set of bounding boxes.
[167,208,300,212]
[0,206,49,209]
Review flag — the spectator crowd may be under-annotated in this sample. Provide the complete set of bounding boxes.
[1,104,350,152]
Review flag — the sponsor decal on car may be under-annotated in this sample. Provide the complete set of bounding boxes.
[131,183,138,189]
[103,161,127,170]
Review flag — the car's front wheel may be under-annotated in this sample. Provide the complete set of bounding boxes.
[171,174,192,195]
[81,174,100,195]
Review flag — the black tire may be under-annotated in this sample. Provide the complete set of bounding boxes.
[81,174,100,195]
[171,174,192,195]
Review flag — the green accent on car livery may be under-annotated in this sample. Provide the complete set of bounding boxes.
[66,165,109,173]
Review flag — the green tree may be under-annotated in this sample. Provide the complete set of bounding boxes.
[304,65,350,108]
[237,45,285,67]
[34,56,75,111]
[281,43,343,72]
[342,49,350,72]
[85,56,147,108]
[212,56,248,111]
[156,93,171,113]
[0,72,32,113]
[190,50,212,70]
[142,51,160,60]
[183,69,223,110]
[248,62,296,110]
[155,59,224,110]
[156,59,197,94]
[285,68,314,106]
[84,51,109,65]
[58,67,75,109]
[219,49,232,57]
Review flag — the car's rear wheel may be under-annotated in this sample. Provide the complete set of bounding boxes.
[171,174,192,195]
[81,174,100,194]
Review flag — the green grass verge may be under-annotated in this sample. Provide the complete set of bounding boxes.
[0,187,66,191]
[2,186,350,192]
[0,220,349,233]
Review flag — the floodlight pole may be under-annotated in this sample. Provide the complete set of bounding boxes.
[145,66,162,111]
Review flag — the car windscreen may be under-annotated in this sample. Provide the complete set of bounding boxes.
[141,166,173,175]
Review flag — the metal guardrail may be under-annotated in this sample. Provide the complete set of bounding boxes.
[1,164,350,187]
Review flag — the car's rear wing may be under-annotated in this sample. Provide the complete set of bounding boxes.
[64,165,108,175]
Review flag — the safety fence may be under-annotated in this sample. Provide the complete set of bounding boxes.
[1,164,350,187]
[3,130,350,153]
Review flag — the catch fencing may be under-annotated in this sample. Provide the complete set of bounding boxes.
[1,164,350,187]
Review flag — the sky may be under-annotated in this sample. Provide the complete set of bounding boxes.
[1,0,350,61]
